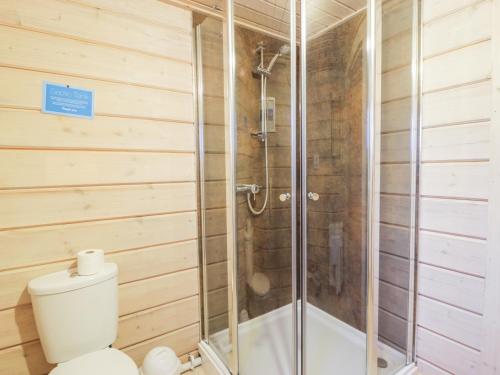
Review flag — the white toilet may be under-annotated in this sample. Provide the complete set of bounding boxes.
[28,263,139,375]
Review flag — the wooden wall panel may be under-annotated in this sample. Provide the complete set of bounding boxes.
[0,68,194,122]
[0,1,199,374]
[417,3,493,372]
[0,26,192,91]
[0,0,193,62]
[379,0,413,352]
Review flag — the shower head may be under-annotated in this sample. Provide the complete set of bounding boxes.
[266,44,290,72]
[279,44,290,55]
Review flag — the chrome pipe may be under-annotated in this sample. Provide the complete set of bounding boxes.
[289,0,298,374]
[300,0,308,372]
[224,0,239,371]
[193,24,210,344]
[407,0,422,365]
[366,0,381,374]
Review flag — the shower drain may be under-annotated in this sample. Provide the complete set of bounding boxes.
[377,357,388,369]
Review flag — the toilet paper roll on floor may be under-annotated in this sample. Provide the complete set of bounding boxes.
[77,249,104,276]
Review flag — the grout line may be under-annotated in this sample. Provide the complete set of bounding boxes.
[423,78,491,96]
[118,322,200,351]
[0,209,197,233]
[118,266,198,287]
[0,105,194,124]
[422,118,491,130]
[119,294,199,320]
[422,37,491,61]
[418,261,485,280]
[0,64,193,96]
[418,227,486,241]
[379,279,410,293]
[379,305,408,322]
[0,179,197,192]
[67,0,193,32]
[422,0,490,26]
[0,338,41,352]
[0,145,196,154]
[379,221,410,229]
[380,278,410,292]
[420,195,488,203]
[416,325,481,352]
[380,250,410,261]
[415,357,454,375]
[416,292,484,317]
[0,181,196,193]
[0,21,192,65]
[381,129,411,135]
[0,236,198,274]
[421,159,490,164]
[380,161,411,165]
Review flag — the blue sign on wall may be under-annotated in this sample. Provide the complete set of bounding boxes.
[42,82,94,119]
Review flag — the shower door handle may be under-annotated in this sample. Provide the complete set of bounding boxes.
[307,192,319,201]
[279,193,291,202]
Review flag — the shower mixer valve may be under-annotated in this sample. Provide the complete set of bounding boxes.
[236,184,261,195]
[236,184,262,202]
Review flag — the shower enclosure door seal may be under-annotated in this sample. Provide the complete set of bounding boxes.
[289,0,299,373]
[366,0,380,373]
[224,0,240,372]
[299,0,307,373]
[406,0,422,365]
[193,23,210,345]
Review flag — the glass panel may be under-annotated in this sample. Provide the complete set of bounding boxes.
[378,0,418,372]
[194,15,231,367]
[232,1,295,373]
[304,1,369,373]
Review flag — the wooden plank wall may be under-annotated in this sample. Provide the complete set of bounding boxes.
[165,0,365,40]
[0,1,200,374]
[198,16,230,335]
[379,0,413,352]
[416,0,494,373]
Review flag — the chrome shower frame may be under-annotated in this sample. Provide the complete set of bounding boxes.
[193,0,420,373]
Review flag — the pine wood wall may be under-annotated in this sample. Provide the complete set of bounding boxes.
[0,1,200,374]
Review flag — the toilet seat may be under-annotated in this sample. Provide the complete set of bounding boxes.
[49,348,139,375]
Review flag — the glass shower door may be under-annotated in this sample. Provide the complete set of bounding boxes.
[301,0,370,374]
[224,0,299,373]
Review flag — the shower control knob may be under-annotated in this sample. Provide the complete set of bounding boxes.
[279,193,291,202]
[308,192,319,201]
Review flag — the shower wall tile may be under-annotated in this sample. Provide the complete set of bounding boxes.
[306,12,366,331]
[235,27,293,318]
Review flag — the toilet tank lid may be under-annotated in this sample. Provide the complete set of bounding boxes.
[28,263,118,296]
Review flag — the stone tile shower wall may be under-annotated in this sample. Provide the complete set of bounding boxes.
[306,13,367,331]
[235,28,293,319]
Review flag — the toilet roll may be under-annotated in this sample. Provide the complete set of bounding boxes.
[77,249,104,276]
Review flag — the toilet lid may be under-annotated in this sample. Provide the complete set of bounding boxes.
[49,348,139,375]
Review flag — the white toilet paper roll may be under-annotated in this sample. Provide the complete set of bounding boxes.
[77,249,104,276]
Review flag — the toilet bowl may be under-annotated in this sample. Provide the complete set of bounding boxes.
[28,263,139,375]
[50,348,138,375]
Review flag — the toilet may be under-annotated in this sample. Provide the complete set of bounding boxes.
[28,263,139,375]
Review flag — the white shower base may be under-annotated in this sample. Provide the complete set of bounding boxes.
[208,303,409,375]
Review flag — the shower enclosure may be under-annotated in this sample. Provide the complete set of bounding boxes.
[195,0,420,374]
